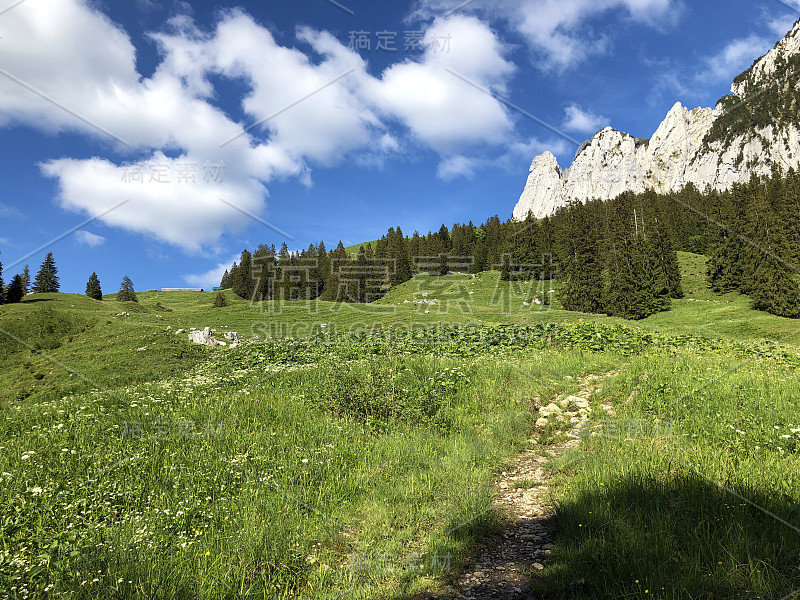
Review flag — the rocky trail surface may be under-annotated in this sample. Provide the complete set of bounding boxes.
[417,372,617,600]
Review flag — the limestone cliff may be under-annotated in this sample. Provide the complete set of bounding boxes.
[513,18,800,219]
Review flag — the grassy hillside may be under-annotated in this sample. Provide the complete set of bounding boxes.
[343,240,379,256]
[2,252,800,598]
[2,252,798,406]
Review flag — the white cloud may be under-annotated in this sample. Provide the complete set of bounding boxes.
[41,153,269,254]
[412,0,681,71]
[0,237,9,245]
[74,230,106,247]
[767,14,798,39]
[696,34,774,84]
[507,137,571,160]
[650,9,794,105]
[437,155,485,180]
[436,135,574,180]
[367,15,515,154]
[1,2,520,249]
[183,254,238,289]
[562,104,609,134]
[0,203,23,219]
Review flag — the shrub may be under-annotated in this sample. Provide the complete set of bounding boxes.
[213,291,229,308]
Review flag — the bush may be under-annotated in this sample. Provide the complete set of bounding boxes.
[307,358,468,431]
[213,291,229,308]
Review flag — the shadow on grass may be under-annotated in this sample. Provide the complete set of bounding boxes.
[530,471,800,599]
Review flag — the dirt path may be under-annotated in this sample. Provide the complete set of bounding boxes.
[419,373,616,600]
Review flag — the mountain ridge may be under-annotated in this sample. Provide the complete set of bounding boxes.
[513,18,800,220]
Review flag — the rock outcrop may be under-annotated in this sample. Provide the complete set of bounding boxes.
[187,327,240,348]
[188,327,224,346]
[513,18,800,219]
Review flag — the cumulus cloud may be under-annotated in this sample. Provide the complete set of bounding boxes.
[183,254,239,289]
[74,230,106,247]
[562,104,609,134]
[0,1,520,247]
[437,155,486,180]
[412,0,681,71]
[367,15,515,153]
[40,153,269,254]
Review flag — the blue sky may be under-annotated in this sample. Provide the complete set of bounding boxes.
[0,0,798,293]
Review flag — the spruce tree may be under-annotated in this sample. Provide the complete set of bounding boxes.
[231,250,254,300]
[32,252,59,293]
[21,264,30,295]
[750,253,800,318]
[118,276,138,302]
[437,224,451,252]
[321,241,348,302]
[645,194,684,298]
[559,202,604,314]
[747,182,800,318]
[317,240,330,292]
[5,274,24,304]
[600,197,671,320]
[499,254,511,282]
[388,227,412,285]
[213,291,229,308]
[0,258,4,305]
[438,252,449,276]
[85,272,103,300]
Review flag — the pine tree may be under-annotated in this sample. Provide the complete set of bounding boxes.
[747,182,800,318]
[5,274,24,304]
[231,250,254,300]
[499,254,511,282]
[600,196,671,320]
[0,258,4,305]
[315,240,329,298]
[118,275,138,302]
[252,244,277,302]
[85,272,102,300]
[750,252,800,318]
[438,252,449,276]
[559,202,604,314]
[320,241,348,302]
[388,227,411,285]
[213,291,229,308]
[21,264,30,295]
[652,217,684,299]
[437,224,451,252]
[643,193,683,298]
[32,252,59,293]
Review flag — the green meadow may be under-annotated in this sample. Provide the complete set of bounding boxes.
[2,252,800,599]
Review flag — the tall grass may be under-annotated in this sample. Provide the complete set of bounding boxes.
[0,346,619,599]
[537,352,800,599]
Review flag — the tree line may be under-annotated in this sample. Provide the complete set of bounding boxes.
[3,167,798,320]
[222,168,800,320]
[0,251,139,305]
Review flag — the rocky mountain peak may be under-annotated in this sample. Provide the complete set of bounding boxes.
[513,18,800,220]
